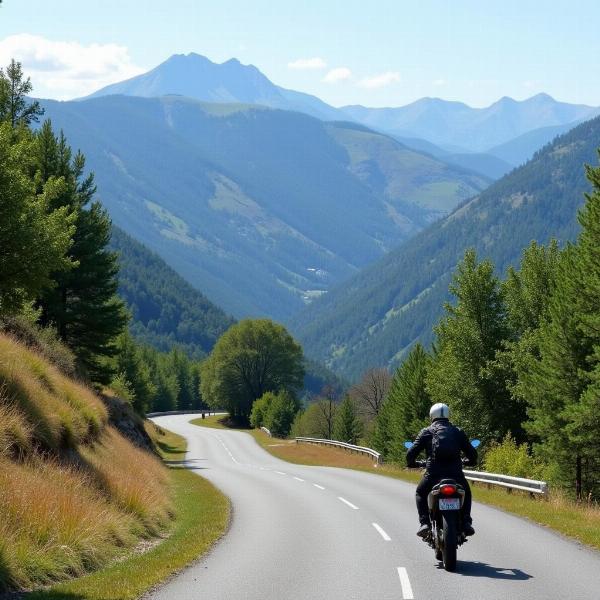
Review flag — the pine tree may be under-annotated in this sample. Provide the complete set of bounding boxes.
[521,155,600,498]
[373,344,431,460]
[34,121,127,383]
[114,332,156,414]
[0,123,74,313]
[333,395,362,444]
[426,249,512,442]
[0,59,44,128]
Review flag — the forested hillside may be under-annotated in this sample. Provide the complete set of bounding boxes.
[111,226,234,358]
[40,95,487,319]
[293,116,600,379]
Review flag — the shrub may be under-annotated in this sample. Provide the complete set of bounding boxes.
[249,392,275,429]
[252,391,300,438]
[264,391,299,438]
[109,373,135,404]
[483,434,547,480]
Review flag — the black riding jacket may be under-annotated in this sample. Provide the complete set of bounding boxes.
[406,419,477,473]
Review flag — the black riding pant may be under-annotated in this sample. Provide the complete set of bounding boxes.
[416,470,472,525]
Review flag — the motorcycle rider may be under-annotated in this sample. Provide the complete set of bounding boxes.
[406,403,477,538]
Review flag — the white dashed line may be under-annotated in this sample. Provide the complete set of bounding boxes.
[313,483,325,490]
[338,497,359,510]
[275,471,287,475]
[397,567,414,599]
[372,523,391,541]
[293,476,305,482]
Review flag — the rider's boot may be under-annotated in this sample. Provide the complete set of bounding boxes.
[417,522,431,538]
[463,520,475,536]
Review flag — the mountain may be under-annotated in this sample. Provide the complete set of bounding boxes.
[87,52,340,121]
[486,121,585,167]
[291,116,600,380]
[110,226,235,358]
[341,94,598,153]
[88,54,595,180]
[41,95,487,320]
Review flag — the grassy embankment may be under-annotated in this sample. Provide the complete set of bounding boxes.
[0,333,229,600]
[192,414,600,551]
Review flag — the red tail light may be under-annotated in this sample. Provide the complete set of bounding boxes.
[440,484,457,496]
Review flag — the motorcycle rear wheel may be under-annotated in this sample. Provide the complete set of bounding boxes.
[442,513,457,571]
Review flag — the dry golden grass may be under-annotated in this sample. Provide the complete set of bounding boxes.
[0,455,140,589]
[260,438,377,468]
[0,333,173,592]
[0,334,107,450]
[80,427,172,530]
[0,396,33,456]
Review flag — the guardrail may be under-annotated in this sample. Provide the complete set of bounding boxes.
[295,437,548,493]
[463,469,548,495]
[261,426,272,437]
[146,410,223,418]
[295,437,382,465]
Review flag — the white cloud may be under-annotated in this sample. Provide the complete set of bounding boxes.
[358,71,401,89]
[322,67,352,84]
[287,57,327,70]
[0,34,144,100]
[433,78,447,87]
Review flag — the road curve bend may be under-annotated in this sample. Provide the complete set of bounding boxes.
[146,415,600,600]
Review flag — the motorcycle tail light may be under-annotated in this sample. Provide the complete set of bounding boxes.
[440,484,457,496]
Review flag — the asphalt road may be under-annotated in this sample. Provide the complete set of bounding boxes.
[147,415,600,600]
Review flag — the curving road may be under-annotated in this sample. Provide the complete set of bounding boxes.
[147,415,600,600]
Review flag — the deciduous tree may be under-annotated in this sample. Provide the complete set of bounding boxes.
[200,319,304,422]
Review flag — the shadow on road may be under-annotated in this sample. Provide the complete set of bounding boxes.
[164,457,209,471]
[452,561,533,580]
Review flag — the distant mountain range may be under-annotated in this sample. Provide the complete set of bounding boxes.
[341,94,598,153]
[88,53,599,174]
[291,115,600,380]
[42,95,486,320]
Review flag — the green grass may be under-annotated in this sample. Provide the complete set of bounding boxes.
[189,414,230,430]
[24,425,230,600]
[192,418,600,552]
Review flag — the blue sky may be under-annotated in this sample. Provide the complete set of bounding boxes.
[0,0,597,107]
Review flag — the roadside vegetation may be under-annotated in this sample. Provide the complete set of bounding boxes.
[27,425,230,600]
[0,333,172,593]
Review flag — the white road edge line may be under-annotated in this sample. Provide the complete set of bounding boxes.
[275,471,287,475]
[313,483,325,490]
[397,567,414,600]
[372,522,391,541]
[293,476,305,482]
[338,497,359,510]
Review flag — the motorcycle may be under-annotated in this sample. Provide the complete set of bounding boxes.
[404,439,480,572]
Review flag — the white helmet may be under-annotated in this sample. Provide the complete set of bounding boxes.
[429,403,450,421]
